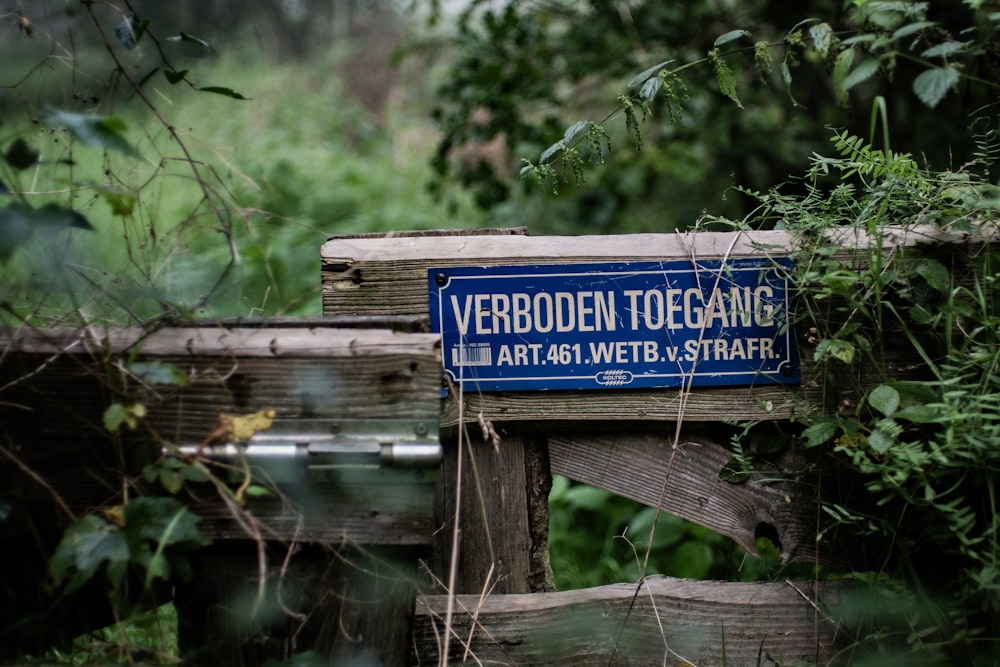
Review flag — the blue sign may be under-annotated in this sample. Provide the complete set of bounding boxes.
[429,258,799,392]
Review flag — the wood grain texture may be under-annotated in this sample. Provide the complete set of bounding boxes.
[411,575,849,666]
[547,430,818,564]
[321,227,974,426]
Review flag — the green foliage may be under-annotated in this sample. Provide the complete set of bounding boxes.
[548,475,789,589]
[704,120,1000,660]
[50,497,209,599]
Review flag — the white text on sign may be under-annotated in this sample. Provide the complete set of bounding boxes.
[451,285,777,336]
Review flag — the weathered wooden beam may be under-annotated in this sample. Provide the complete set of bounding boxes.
[412,575,848,666]
[547,430,818,564]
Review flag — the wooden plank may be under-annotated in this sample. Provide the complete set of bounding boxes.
[434,435,539,595]
[547,430,818,564]
[412,576,848,666]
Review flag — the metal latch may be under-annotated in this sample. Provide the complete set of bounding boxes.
[175,418,442,479]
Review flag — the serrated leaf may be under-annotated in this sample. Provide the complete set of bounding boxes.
[869,384,900,417]
[627,59,674,89]
[539,139,565,164]
[842,58,881,91]
[164,69,188,85]
[4,138,39,170]
[45,109,139,156]
[921,41,965,58]
[714,29,749,48]
[892,21,935,40]
[803,419,838,448]
[563,120,590,145]
[639,76,662,103]
[196,86,251,100]
[912,66,960,108]
[809,22,834,57]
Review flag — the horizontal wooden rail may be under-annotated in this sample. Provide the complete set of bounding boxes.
[413,575,849,666]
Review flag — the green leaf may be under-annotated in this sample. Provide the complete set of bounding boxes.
[103,403,130,432]
[914,257,950,291]
[50,515,130,593]
[912,66,960,108]
[895,404,942,423]
[243,485,276,498]
[921,41,965,58]
[720,457,751,483]
[45,109,139,156]
[869,384,900,417]
[97,185,136,217]
[627,59,674,89]
[123,496,208,549]
[670,541,713,579]
[196,86,251,101]
[166,32,216,54]
[714,29,749,48]
[129,360,189,386]
[563,120,590,145]
[809,22,834,57]
[164,69,189,85]
[842,58,881,92]
[639,76,662,104]
[814,338,855,363]
[803,418,839,448]
[115,15,149,50]
[832,48,855,105]
[868,428,894,453]
[4,138,39,170]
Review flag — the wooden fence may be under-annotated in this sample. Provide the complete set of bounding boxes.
[2,224,974,665]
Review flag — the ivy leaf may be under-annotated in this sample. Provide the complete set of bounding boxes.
[50,515,130,594]
[4,138,39,170]
[912,66,960,108]
[868,384,900,417]
[714,29,749,48]
[46,109,139,156]
[841,58,881,92]
[123,497,207,548]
